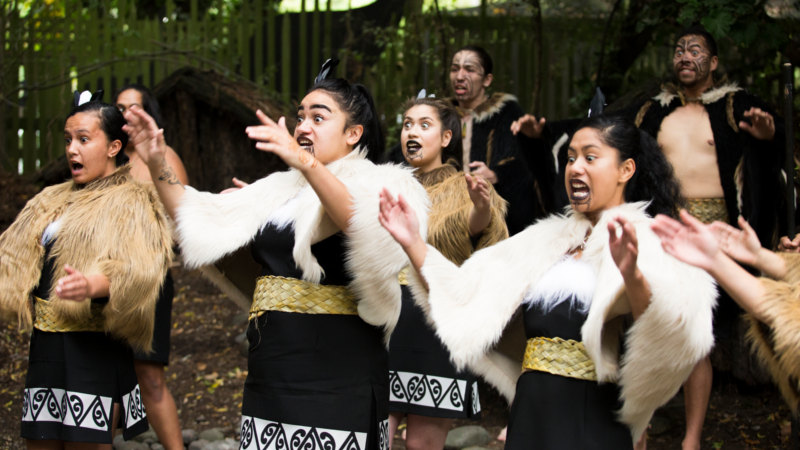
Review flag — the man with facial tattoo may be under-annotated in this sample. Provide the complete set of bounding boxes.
[633,24,784,450]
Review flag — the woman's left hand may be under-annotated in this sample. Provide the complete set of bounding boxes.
[246,110,318,170]
[55,265,91,301]
[608,216,639,279]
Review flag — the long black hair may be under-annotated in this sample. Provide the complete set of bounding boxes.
[400,97,463,169]
[66,101,129,167]
[306,78,384,162]
[574,115,684,218]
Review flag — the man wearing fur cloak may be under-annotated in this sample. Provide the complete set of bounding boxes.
[633,24,785,450]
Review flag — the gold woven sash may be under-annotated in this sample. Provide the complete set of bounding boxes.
[522,337,597,381]
[397,267,410,286]
[250,275,357,319]
[687,198,728,224]
[33,297,105,333]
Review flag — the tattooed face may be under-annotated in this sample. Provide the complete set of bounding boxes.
[64,112,121,185]
[564,127,633,224]
[401,104,452,172]
[294,90,354,165]
[673,34,718,90]
[449,50,493,110]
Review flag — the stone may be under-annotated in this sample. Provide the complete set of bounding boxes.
[113,441,150,450]
[188,438,211,450]
[133,429,158,443]
[151,444,165,450]
[199,427,226,442]
[445,425,491,449]
[183,428,199,445]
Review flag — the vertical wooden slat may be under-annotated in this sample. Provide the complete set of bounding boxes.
[254,0,264,85]
[298,0,307,93]
[311,0,320,74]
[281,12,291,105]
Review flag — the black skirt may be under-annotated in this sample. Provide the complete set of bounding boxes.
[133,271,175,365]
[388,287,480,418]
[239,311,389,450]
[21,329,147,443]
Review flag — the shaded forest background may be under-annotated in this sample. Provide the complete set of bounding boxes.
[1,0,799,179]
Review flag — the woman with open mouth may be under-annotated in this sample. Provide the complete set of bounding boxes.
[0,97,173,448]
[387,97,507,449]
[122,62,428,450]
[378,115,716,449]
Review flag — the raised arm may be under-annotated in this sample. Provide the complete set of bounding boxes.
[652,210,769,322]
[608,216,651,320]
[710,216,787,280]
[377,188,428,276]
[465,173,493,237]
[245,110,353,233]
[123,105,185,218]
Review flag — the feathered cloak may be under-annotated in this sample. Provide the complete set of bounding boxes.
[174,148,429,339]
[0,166,173,352]
[405,202,716,441]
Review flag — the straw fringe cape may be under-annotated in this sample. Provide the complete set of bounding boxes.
[0,166,173,352]
[746,252,800,414]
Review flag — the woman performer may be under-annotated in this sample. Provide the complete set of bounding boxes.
[0,97,173,448]
[378,115,717,448]
[653,212,800,413]
[115,84,188,450]
[388,97,507,448]
[122,65,428,450]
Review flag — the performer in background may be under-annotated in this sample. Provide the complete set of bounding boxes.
[379,115,716,449]
[122,61,428,450]
[0,96,173,447]
[116,84,188,450]
[388,96,507,449]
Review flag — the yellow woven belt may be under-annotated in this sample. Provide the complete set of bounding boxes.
[250,275,357,319]
[397,267,410,286]
[687,198,728,224]
[33,297,105,333]
[522,337,597,381]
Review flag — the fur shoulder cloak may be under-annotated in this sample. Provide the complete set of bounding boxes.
[746,252,800,414]
[175,148,429,339]
[0,166,173,352]
[417,164,507,265]
[405,202,716,441]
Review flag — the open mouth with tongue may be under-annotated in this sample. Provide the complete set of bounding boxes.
[404,139,423,160]
[69,160,84,177]
[453,83,468,96]
[569,178,591,204]
[297,136,314,156]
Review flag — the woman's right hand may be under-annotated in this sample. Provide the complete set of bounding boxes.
[122,105,167,168]
[778,233,800,252]
[220,177,249,194]
[709,216,762,266]
[510,114,546,138]
[651,210,721,271]
[378,188,423,250]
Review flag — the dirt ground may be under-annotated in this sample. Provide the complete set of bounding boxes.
[0,170,796,449]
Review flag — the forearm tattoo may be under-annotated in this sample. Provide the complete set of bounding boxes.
[157,159,182,185]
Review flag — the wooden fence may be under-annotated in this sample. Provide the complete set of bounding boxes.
[2,0,675,174]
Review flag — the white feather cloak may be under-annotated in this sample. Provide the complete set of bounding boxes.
[175,148,429,339]
[406,202,716,441]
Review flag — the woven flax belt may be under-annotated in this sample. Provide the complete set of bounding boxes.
[250,275,357,319]
[397,267,410,286]
[522,336,597,381]
[33,297,104,333]
[687,198,728,224]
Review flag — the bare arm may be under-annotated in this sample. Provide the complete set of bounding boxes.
[55,264,110,300]
[710,216,787,280]
[608,216,651,320]
[245,110,353,232]
[123,106,185,218]
[652,210,769,322]
[465,173,492,237]
[378,188,428,280]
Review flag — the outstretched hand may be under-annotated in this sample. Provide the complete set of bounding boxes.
[246,110,316,170]
[510,114,546,138]
[709,216,761,266]
[651,210,720,271]
[378,188,423,250]
[778,233,800,252]
[740,107,775,141]
[122,105,167,167]
[608,216,639,279]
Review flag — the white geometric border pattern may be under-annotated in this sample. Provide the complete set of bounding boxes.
[240,415,382,450]
[22,387,118,432]
[389,370,480,413]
